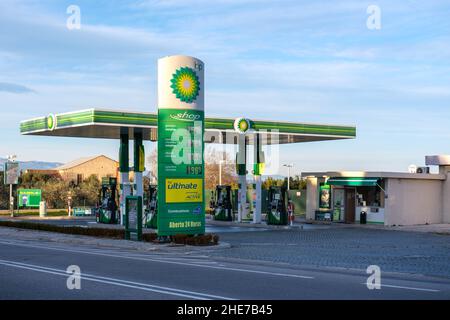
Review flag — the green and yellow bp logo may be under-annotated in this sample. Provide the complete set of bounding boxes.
[170,67,200,103]
[47,114,56,131]
[234,118,252,134]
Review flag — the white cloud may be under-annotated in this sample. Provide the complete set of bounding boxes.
[0,82,35,94]
[1,0,450,168]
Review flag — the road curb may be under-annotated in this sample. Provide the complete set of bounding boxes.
[0,226,231,252]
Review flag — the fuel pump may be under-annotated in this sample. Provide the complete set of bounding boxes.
[96,177,118,224]
[143,185,158,229]
[267,186,288,225]
[213,185,233,221]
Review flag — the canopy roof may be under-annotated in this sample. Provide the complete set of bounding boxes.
[327,177,379,187]
[20,108,356,145]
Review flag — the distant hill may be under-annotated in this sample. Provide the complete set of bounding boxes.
[0,158,62,171]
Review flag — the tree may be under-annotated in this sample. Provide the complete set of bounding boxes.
[204,148,237,190]
[262,175,306,190]
[262,177,284,189]
[74,174,101,207]
[282,175,306,190]
[41,178,70,209]
[146,148,157,184]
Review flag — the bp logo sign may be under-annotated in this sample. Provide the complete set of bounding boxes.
[234,118,252,134]
[170,67,200,103]
[47,114,57,131]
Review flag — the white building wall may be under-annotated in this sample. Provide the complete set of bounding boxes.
[306,177,318,221]
[440,166,450,223]
[385,178,442,226]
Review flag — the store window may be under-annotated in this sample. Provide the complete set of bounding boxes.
[356,180,385,208]
[319,183,331,209]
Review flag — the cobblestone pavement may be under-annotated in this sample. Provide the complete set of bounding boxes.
[209,227,450,278]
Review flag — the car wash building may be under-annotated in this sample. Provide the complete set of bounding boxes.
[302,155,450,226]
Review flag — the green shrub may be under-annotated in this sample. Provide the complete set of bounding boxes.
[142,233,158,242]
[0,221,219,245]
[172,233,218,246]
[0,221,125,238]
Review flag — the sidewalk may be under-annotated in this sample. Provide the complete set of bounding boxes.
[3,214,449,235]
[332,221,450,235]
[378,223,450,235]
[206,218,335,231]
[300,217,450,235]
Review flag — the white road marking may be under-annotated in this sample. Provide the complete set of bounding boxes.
[0,240,314,279]
[0,259,234,300]
[361,283,440,293]
[0,240,445,295]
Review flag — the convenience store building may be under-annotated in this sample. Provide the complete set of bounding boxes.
[302,155,450,226]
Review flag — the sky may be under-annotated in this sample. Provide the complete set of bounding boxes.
[0,0,449,176]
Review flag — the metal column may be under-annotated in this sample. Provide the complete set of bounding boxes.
[119,129,131,226]
[134,129,145,203]
[237,134,247,222]
[253,134,265,224]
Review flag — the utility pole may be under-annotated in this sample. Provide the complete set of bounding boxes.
[219,160,222,186]
[218,133,225,186]
[6,155,18,218]
[219,154,225,185]
[67,191,72,217]
[283,164,294,190]
[10,184,13,217]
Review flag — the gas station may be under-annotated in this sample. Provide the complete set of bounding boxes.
[20,55,356,236]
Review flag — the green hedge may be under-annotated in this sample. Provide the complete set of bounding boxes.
[0,220,219,246]
[171,233,219,246]
[0,220,125,238]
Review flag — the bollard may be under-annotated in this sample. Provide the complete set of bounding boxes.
[39,201,47,218]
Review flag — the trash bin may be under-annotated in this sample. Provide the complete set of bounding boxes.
[39,201,47,218]
[360,211,367,224]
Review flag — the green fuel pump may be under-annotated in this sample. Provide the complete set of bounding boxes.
[96,177,118,224]
[212,185,233,221]
[143,185,158,229]
[267,186,288,225]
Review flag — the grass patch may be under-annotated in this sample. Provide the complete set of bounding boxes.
[0,220,125,239]
[0,210,68,217]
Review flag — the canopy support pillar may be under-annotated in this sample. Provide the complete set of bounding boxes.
[119,129,131,225]
[253,134,265,224]
[134,129,145,208]
[237,134,247,222]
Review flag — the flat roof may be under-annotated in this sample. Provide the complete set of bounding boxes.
[20,108,356,145]
[426,155,450,166]
[302,171,446,181]
[55,155,116,170]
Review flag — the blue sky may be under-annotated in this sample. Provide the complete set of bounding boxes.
[1,0,449,175]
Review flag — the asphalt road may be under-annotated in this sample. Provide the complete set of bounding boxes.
[0,238,449,300]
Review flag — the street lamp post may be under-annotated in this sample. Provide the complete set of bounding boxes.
[217,131,225,186]
[283,164,294,190]
[67,191,72,217]
[6,155,17,217]
[219,157,226,186]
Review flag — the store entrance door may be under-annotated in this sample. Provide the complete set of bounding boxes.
[345,188,356,223]
[332,188,345,222]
